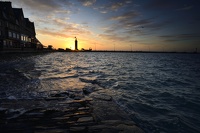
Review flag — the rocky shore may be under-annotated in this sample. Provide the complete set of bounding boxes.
[0,89,144,133]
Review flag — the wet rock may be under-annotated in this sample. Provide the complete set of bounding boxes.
[0,91,144,133]
[69,93,75,98]
[0,108,7,115]
[116,124,144,133]
[88,121,143,133]
[79,78,97,84]
[45,97,66,101]
[102,120,136,126]
[0,92,6,97]
[6,108,26,120]
[52,116,69,121]
[51,93,65,98]
[100,128,119,133]
[68,99,88,107]
[91,99,132,121]
[25,112,44,118]
[82,87,95,95]
[78,107,90,111]
[77,116,93,123]
[70,103,82,108]
[44,109,59,116]
[35,129,65,133]
[74,111,89,116]
[92,94,112,101]
[70,126,86,132]
[74,94,84,100]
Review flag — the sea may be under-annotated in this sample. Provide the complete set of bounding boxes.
[0,52,200,133]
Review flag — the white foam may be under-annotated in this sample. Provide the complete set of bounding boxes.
[7,96,17,100]
[7,108,26,119]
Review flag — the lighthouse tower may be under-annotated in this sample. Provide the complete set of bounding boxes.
[75,37,78,50]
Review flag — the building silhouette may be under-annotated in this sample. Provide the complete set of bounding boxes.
[0,1,42,50]
[75,37,78,50]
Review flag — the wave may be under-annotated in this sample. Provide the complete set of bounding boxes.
[40,74,79,81]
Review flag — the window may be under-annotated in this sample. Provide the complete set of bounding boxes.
[9,41,12,46]
[3,40,6,46]
[24,36,28,42]
[0,31,1,36]
[16,20,19,25]
[13,33,16,38]
[8,31,12,37]
[21,35,24,41]
[17,34,20,39]
[0,21,1,26]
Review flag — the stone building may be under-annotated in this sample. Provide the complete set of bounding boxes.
[0,1,42,50]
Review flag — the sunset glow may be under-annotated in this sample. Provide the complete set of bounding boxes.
[7,0,200,52]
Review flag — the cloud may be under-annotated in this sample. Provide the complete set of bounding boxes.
[159,33,200,42]
[100,10,107,14]
[36,17,92,38]
[98,34,128,42]
[94,0,133,14]
[37,29,70,38]
[55,10,71,14]
[9,0,93,40]
[106,12,152,35]
[101,27,116,34]
[20,0,61,11]
[11,0,73,15]
[78,0,96,7]
[177,5,193,11]
[110,11,139,21]
[110,2,125,11]
[52,18,92,34]
[109,0,133,11]
[38,25,92,39]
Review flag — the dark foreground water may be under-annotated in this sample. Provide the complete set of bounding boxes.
[0,52,200,133]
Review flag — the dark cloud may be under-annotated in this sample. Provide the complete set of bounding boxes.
[15,0,72,14]
[159,33,200,42]
[106,12,154,35]
[176,5,193,11]
[106,18,152,36]
[98,34,128,42]
[144,20,172,30]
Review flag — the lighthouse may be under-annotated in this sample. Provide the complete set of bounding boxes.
[75,37,78,50]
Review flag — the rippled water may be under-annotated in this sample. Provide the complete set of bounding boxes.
[0,52,200,133]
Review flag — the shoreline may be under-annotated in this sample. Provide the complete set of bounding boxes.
[0,90,144,133]
[0,49,199,54]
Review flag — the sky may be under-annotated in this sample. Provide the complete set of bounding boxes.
[8,0,200,52]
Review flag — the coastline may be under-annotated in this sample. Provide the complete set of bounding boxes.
[0,50,53,61]
[0,89,144,133]
[0,51,144,132]
[1,48,199,54]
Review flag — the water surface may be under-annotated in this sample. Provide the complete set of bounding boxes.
[0,52,200,133]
